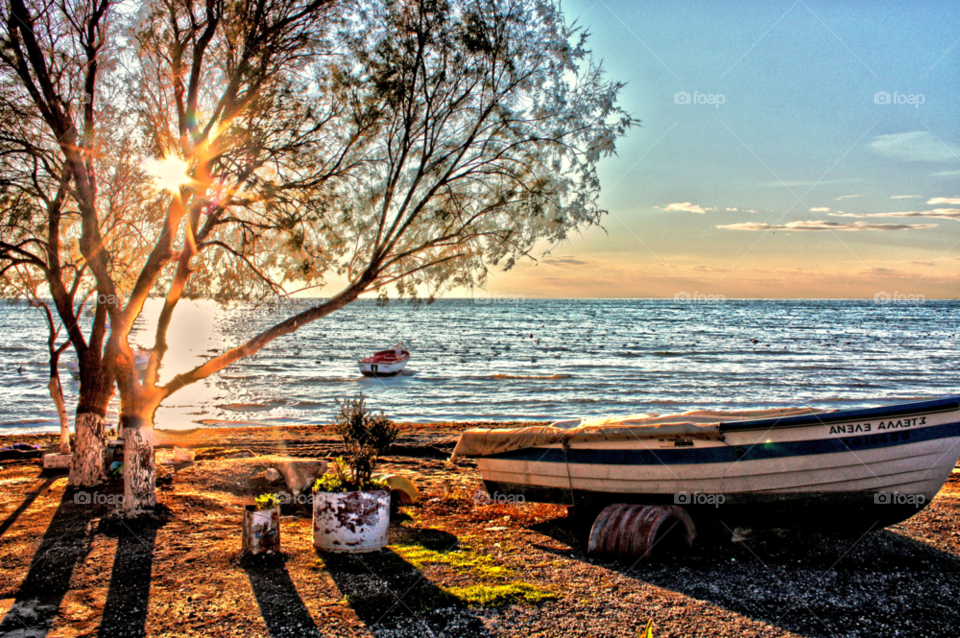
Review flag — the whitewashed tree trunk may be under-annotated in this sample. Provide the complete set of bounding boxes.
[70,412,106,486]
[48,376,71,454]
[121,415,156,514]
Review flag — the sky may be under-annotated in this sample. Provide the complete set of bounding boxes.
[480,0,960,299]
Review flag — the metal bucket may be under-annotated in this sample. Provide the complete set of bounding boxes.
[243,506,281,555]
[313,490,390,553]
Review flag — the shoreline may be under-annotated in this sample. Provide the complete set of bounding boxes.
[0,421,546,459]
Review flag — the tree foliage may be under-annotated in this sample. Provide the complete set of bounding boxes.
[0,0,635,511]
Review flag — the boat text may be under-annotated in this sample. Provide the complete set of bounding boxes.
[829,416,925,436]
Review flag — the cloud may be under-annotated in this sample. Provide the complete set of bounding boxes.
[717,220,937,232]
[809,207,831,212]
[725,207,739,211]
[831,208,960,221]
[928,197,960,205]
[664,202,710,214]
[931,170,960,177]
[868,131,960,162]
[541,255,588,266]
[836,194,862,200]
[891,195,921,199]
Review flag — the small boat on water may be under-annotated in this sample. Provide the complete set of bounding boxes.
[453,396,960,532]
[358,343,410,378]
[65,350,151,380]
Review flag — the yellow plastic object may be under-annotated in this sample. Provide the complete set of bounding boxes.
[382,474,420,504]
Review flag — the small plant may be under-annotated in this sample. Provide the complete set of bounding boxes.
[313,394,398,492]
[314,457,390,493]
[255,493,281,510]
[640,619,653,638]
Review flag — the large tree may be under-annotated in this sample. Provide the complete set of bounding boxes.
[0,0,159,485]
[3,0,634,513]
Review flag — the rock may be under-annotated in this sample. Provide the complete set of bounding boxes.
[43,453,72,469]
[273,459,328,494]
[264,468,282,482]
[173,447,196,463]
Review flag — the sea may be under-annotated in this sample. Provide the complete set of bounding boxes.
[1,298,959,433]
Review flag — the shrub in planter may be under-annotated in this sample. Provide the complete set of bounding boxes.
[313,395,398,553]
[243,493,281,555]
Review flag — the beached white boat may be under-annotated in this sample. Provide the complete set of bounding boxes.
[358,344,410,378]
[65,350,151,380]
[453,397,960,531]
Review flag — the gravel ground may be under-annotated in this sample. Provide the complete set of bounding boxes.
[0,425,958,637]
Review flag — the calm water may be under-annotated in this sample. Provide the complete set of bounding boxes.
[1,299,959,433]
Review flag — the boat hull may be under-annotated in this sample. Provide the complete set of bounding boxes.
[358,359,408,377]
[475,397,960,531]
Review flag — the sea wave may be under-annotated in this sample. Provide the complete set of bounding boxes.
[489,373,572,380]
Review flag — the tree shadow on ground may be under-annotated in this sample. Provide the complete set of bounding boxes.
[321,526,495,637]
[0,487,101,635]
[532,511,960,638]
[240,553,323,638]
[0,476,56,540]
[96,510,169,638]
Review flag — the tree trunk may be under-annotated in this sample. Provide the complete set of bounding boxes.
[121,414,156,514]
[69,355,113,487]
[48,376,71,455]
[70,413,106,486]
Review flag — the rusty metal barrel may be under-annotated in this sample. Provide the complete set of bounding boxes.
[588,504,696,560]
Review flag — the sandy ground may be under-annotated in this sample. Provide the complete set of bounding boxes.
[1,424,959,637]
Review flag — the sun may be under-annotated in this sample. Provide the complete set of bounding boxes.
[145,156,191,193]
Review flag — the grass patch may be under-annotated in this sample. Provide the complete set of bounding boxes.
[390,533,555,608]
[446,581,556,606]
[392,543,514,579]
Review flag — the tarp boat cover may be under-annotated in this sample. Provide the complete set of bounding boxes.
[450,407,828,459]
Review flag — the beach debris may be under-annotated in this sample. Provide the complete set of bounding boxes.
[380,474,420,504]
[588,504,696,561]
[173,447,196,464]
[730,527,755,543]
[42,453,72,470]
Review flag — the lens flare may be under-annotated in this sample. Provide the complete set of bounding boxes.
[145,156,191,193]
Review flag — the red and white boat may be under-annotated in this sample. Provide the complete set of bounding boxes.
[358,343,410,377]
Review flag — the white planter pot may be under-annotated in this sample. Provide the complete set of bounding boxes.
[313,490,390,553]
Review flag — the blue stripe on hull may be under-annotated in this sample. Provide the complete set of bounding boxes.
[485,420,960,466]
